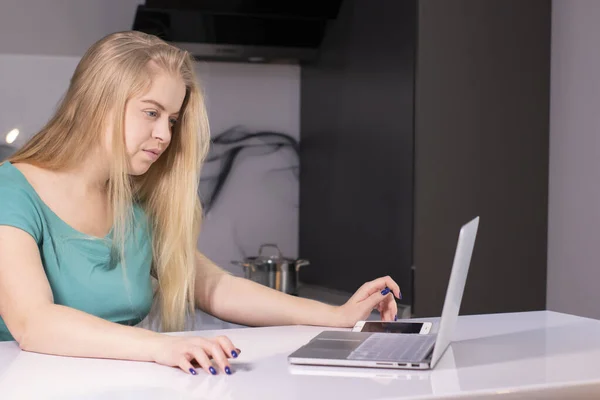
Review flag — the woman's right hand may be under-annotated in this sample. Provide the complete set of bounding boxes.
[150,334,241,375]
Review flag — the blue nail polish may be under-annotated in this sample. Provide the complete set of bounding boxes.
[225,366,232,375]
[381,287,390,296]
[394,315,398,321]
[209,367,217,375]
[189,368,197,375]
[231,350,238,358]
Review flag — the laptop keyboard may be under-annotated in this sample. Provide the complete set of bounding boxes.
[347,333,437,362]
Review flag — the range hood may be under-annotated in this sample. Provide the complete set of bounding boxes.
[132,1,343,64]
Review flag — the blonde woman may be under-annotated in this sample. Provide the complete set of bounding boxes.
[0,31,401,376]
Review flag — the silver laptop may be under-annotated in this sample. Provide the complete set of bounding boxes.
[288,216,479,370]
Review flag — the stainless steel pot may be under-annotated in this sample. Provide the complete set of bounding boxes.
[231,244,310,295]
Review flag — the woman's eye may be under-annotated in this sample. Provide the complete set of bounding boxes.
[145,110,158,118]
[169,118,178,127]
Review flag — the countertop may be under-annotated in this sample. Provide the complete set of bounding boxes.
[1,311,600,399]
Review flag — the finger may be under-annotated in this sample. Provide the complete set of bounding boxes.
[213,335,240,359]
[354,278,390,300]
[378,296,395,321]
[382,293,398,321]
[363,288,393,315]
[178,356,199,376]
[190,347,217,376]
[375,304,393,321]
[363,276,402,300]
[390,301,398,321]
[379,298,391,321]
[350,281,376,303]
[192,337,241,360]
[385,304,397,321]
[202,342,232,375]
[358,279,388,299]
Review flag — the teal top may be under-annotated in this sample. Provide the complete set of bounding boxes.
[0,162,153,341]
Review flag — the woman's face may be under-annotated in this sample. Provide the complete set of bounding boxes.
[121,71,186,176]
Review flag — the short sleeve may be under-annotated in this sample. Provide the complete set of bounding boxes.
[0,185,43,243]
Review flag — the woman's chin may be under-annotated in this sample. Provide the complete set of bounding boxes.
[128,162,152,176]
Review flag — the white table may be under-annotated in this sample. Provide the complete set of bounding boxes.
[1,311,599,399]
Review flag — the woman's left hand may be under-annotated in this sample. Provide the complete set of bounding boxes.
[334,276,402,327]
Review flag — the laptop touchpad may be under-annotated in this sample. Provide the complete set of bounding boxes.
[290,331,372,360]
[309,338,362,351]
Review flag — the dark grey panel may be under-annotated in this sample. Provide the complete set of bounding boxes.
[300,0,417,303]
[413,0,550,317]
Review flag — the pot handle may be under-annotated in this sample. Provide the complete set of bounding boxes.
[295,259,310,272]
[258,243,283,259]
[231,260,256,272]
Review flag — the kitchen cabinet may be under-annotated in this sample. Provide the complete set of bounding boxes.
[299,0,550,317]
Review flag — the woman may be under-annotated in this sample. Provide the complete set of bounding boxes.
[0,31,401,376]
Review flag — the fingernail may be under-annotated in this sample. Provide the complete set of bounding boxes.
[189,368,197,375]
[225,366,232,375]
[399,292,403,300]
[394,315,398,321]
[381,287,390,296]
[209,366,217,375]
[231,350,238,358]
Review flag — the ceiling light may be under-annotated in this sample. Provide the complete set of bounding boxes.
[5,129,19,144]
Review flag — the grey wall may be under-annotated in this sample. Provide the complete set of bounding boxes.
[547,0,600,319]
[0,0,144,56]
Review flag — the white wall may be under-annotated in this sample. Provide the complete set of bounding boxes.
[547,0,600,319]
[195,61,300,273]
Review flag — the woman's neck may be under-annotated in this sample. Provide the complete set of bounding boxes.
[61,152,111,196]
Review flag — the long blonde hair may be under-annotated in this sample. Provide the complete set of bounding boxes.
[9,31,210,332]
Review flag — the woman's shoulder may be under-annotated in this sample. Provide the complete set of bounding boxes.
[0,161,28,183]
[0,162,40,200]
[0,162,45,241]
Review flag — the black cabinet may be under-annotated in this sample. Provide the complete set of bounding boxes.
[299,0,550,317]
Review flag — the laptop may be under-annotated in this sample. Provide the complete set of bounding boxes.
[288,216,479,370]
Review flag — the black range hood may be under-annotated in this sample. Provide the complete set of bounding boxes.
[132,1,343,64]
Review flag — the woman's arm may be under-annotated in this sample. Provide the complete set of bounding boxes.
[0,227,163,359]
[0,227,238,375]
[194,251,401,328]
